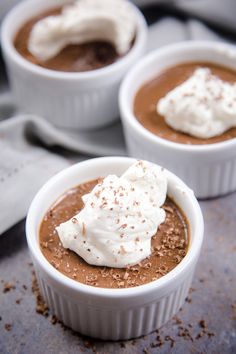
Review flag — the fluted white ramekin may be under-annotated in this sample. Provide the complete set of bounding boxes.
[119,41,236,198]
[1,0,147,130]
[26,156,203,340]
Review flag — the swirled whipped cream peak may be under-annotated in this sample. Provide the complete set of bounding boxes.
[28,0,136,61]
[56,160,167,268]
[157,67,236,139]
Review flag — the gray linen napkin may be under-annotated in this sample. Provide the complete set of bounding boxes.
[0,115,69,234]
[0,13,230,235]
[0,110,127,234]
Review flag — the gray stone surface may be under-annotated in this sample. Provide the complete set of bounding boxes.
[0,192,236,354]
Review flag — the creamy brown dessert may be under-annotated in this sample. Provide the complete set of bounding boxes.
[134,62,236,145]
[39,178,189,289]
[14,8,121,72]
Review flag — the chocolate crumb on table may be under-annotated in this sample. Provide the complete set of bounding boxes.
[195,319,215,340]
[4,323,12,331]
[3,282,15,293]
[231,303,236,320]
[51,315,58,325]
[199,319,206,329]
[32,271,49,317]
[150,333,164,348]
[165,335,175,348]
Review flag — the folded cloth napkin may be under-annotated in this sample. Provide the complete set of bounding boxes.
[0,111,127,235]
[0,6,231,235]
[0,116,69,234]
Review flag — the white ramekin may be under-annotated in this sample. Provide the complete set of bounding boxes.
[26,156,204,340]
[1,0,147,130]
[119,41,236,199]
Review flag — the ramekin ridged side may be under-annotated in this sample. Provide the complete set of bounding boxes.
[1,0,147,130]
[35,266,194,340]
[26,157,204,340]
[119,41,236,199]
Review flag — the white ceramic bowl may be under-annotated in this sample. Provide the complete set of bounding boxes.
[119,41,236,199]
[1,0,147,130]
[26,156,203,340]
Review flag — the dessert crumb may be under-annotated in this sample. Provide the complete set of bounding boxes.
[84,340,96,352]
[165,335,175,348]
[3,282,15,293]
[4,323,12,331]
[51,315,58,325]
[199,319,206,329]
[32,271,49,317]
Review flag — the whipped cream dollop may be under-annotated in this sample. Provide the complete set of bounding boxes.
[157,68,236,139]
[28,0,136,61]
[56,160,167,268]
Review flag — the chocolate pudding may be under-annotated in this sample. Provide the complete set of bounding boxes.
[134,62,236,145]
[39,178,189,289]
[14,8,123,72]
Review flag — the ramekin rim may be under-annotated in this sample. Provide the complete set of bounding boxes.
[1,0,148,81]
[119,40,236,153]
[26,156,204,299]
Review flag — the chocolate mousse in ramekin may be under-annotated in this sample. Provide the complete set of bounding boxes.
[1,0,147,130]
[26,157,203,340]
[119,41,236,198]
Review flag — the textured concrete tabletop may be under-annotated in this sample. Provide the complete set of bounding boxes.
[1,192,236,354]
